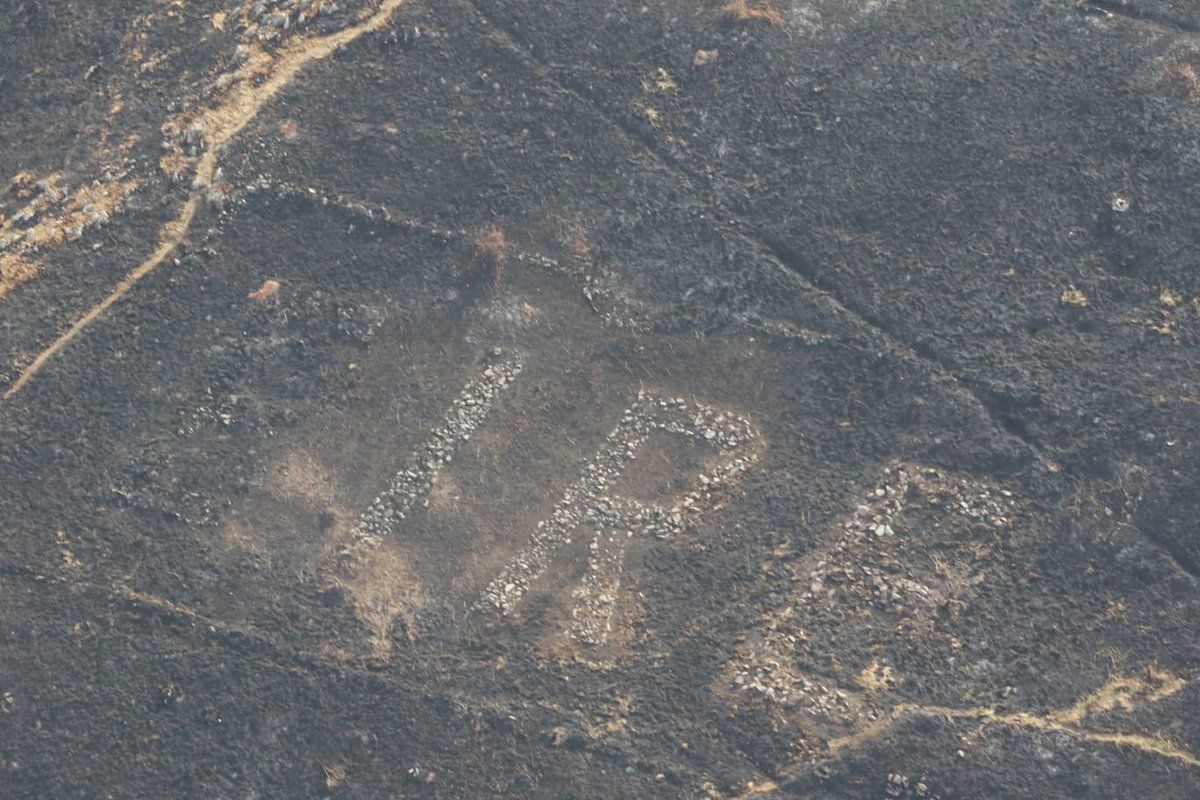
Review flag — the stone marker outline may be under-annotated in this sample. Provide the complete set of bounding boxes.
[730,462,1017,707]
[478,391,760,645]
[341,348,524,554]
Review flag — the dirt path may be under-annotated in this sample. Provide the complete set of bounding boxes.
[3,0,408,400]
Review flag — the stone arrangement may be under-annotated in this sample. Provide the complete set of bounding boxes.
[345,349,523,551]
[478,391,760,645]
[731,462,1017,709]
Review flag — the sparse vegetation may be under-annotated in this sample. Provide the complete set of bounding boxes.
[716,0,785,27]
[248,278,281,303]
[278,119,300,141]
[472,224,511,287]
[692,48,719,69]
[321,762,348,791]
[555,220,594,267]
[1060,285,1089,307]
[1165,55,1200,101]
[641,67,678,94]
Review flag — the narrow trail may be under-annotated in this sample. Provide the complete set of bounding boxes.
[815,697,1200,773]
[3,0,408,400]
[723,779,779,800]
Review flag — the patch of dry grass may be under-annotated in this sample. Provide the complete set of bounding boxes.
[716,0,785,26]
[555,220,594,268]
[0,171,140,299]
[321,762,348,791]
[1165,56,1200,101]
[1060,285,1089,307]
[248,278,281,304]
[472,224,511,287]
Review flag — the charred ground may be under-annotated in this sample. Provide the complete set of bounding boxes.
[1,0,1199,798]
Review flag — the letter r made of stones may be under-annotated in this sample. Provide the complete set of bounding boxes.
[479,391,759,643]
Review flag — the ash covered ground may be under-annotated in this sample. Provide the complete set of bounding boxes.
[2,0,1200,797]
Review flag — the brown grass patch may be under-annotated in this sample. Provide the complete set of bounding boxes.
[339,546,425,658]
[5,171,41,200]
[159,152,196,181]
[692,48,719,69]
[1060,285,1088,307]
[321,762,348,790]
[1165,55,1200,101]
[856,660,896,693]
[1050,665,1186,725]
[554,220,594,267]
[716,0,785,26]
[248,278,281,304]
[278,119,300,142]
[0,171,139,299]
[266,449,336,505]
[0,255,43,298]
[472,224,511,287]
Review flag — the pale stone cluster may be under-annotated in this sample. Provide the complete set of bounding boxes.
[479,391,760,646]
